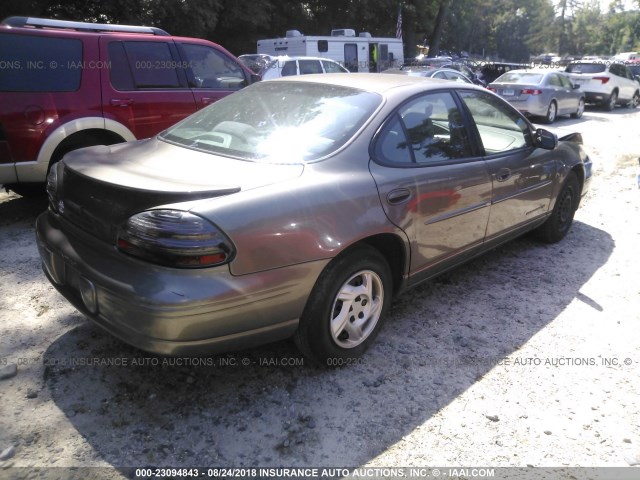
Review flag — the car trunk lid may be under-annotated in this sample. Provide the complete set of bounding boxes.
[55,138,304,243]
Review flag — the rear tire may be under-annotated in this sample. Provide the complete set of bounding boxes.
[603,90,617,111]
[294,245,392,366]
[535,172,580,243]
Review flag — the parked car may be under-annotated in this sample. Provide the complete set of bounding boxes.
[442,62,486,86]
[626,60,640,82]
[383,66,474,84]
[37,73,592,365]
[479,62,527,84]
[489,69,585,123]
[564,61,640,110]
[0,16,258,196]
[260,56,349,80]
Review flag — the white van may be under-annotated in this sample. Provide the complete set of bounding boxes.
[613,52,638,62]
[257,29,403,73]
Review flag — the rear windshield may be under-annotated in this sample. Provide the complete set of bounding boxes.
[565,63,606,74]
[495,72,543,84]
[160,81,381,163]
[0,33,82,92]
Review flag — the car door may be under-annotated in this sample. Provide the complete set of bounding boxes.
[178,42,250,109]
[457,90,557,240]
[620,65,637,100]
[101,37,197,139]
[558,73,579,112]
[548,73,570,113]
[369,90,493,276]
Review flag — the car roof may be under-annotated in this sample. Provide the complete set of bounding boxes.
[500,68,563,75]
[271,56,342,63]
[268,72,485,95]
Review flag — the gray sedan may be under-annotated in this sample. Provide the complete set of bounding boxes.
[37,74,592,365]
[384,66,474,84]
[489,69,585,123]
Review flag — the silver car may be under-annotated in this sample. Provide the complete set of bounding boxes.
[37,74,592,365]
[384,66,474,84]
[489,69,585,123]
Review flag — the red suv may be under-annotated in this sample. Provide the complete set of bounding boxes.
[0,17,258,196]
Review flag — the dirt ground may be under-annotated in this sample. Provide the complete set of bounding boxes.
[0,106,639,479]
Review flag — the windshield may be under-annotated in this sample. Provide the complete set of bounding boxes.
[565,63,606,74]
[495,72,543,84]
[160,81,381,163]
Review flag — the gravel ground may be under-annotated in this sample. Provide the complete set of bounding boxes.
[0,107,639,479]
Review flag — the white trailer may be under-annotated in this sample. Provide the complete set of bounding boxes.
[257,29,404,73]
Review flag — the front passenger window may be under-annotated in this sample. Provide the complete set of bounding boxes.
[181,43,247,90]
[459,91,530,154]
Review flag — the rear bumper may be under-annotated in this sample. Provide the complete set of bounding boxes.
[507,97,548,117]
[36,211,328,356]
[584,91,611,104]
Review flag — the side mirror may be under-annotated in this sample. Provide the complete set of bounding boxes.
[534,128,558,150]
[572,83,581,89]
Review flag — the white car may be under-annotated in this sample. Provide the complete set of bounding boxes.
[565,61,640,110]
[261,56,349,80]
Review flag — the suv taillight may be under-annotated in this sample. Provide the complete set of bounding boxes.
[593,76,610,84]
[117,210,235,268]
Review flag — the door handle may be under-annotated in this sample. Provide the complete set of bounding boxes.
[110,98,134,107]
[496,168,511,182]
[387,188,411,205]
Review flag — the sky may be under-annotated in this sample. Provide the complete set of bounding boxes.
[598,0,639,11]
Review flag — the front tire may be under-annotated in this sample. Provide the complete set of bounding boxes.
[571,98,585,118]
[535,172,580,243]
[628,91,640,109]
[294,245,392,366]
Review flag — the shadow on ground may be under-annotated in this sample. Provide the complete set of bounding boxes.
[42,220,613,469]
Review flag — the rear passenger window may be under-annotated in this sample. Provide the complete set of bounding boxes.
[374,91,473,165]
[299,60,323,75]
[281,61,297,76]
[181,43,247,90]
[547,74,562,86]
[0,33,82,92]
[123,41,181,88]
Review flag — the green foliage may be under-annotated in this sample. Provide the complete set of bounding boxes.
[1,0,638,58]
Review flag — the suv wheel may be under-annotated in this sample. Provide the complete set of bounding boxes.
[604,90,618,111]
[628,91,640,109]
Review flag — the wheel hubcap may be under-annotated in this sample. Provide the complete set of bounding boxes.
[330,270,384,348]
[558,191,573,229]
[577,99,584,116]
[548,103,556,122]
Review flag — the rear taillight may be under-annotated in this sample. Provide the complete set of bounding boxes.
[593,76,610,84]
[521,89,542,95]
[487,87,497,92]
[117,209,235,268]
